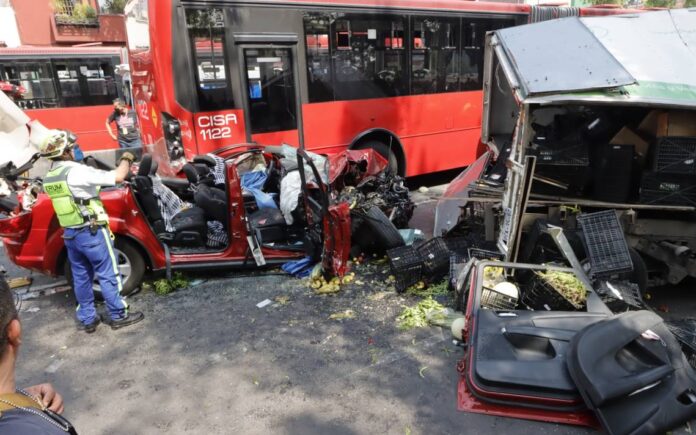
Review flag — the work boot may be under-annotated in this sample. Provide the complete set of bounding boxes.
[79,317,101,334]
[108,311,144,330]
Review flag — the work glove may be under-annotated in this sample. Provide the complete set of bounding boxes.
[119,152,136,165]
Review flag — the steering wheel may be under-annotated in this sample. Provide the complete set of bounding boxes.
[377,70,396,83]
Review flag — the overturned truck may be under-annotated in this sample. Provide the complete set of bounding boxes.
[445,11,696,434]
[439,9,696,290]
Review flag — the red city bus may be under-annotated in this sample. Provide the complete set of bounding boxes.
[126,0,633,177]
[0,46,128,153]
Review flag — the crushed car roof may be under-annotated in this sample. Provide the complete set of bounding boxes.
[495,9,696,108]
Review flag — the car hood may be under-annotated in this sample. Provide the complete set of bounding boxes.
[0,91,49,170]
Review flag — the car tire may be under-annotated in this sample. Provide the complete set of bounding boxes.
[356,140,400,176]
[362,206,404,250]
[65,238,145,298]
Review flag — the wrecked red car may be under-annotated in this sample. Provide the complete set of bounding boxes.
[0,144,403,294]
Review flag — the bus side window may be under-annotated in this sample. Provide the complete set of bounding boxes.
[411,17,460,95]
[3,62,58,109]
[331,14,408,101]
[185,8,234,111]
[461,18,516,91]
[304,13,334,103]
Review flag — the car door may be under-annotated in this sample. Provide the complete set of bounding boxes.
[296,148,350,277]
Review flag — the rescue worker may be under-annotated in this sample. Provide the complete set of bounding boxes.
[40,130,144,333]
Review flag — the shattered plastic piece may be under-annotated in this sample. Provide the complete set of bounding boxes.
[398,229,424,246]
[256,299,272,308]
[418,186,429,194]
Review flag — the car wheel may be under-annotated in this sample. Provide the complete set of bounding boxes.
[361,206,404,250]
[356,140,400,176]
[65,238,145,298]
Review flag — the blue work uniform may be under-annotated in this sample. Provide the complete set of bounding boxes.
[43,161,127,326]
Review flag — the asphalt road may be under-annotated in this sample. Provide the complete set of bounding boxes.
[16,270,601,435]
[5,170,696,434]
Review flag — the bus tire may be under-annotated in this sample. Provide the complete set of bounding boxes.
[356,140,400,176]
[64,238,146,299]
[362,206,404,250]
[622,247,648,296]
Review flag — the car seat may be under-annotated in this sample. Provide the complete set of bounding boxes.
[133,155,207,247]
[248,207,289,244]
[191,154,224,188]
[183,163,228,224]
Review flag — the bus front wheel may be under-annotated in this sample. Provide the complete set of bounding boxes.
[356,140,400,176]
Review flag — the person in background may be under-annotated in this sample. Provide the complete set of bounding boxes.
[105,99,142,149]
[0,278,77,434]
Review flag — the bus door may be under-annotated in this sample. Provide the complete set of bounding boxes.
[237,41,304,148]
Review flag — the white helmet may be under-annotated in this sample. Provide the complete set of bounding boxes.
[39,130,70,160]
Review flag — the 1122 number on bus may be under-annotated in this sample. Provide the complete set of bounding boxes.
[198,114,238,141]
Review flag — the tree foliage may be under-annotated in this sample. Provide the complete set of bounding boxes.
[102,0,127,14]
[74,3,97,19]
[587,0,623,5]
[643,0,676,7]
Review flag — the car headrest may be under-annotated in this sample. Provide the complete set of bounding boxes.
[182,163,199,184]
[138,154,152,177]
[150,159,158,176]
[193,155,216,168]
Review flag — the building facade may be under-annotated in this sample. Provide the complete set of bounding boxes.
[1,0,126,47]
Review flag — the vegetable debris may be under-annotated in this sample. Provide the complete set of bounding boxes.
[536,270,587,307]
[397,297,446,330]
[405,279,448,298]
[482,266,505,288]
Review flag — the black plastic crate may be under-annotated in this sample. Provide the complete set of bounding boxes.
[654,137,696,175]
[387,245,424,293]
[665,319,696,369]
[444,237,470,256]
[531,165,592,197]
[593,145,636,203]
[529,142,590,166]
[577,210,633,277]
[468,247,504,261]
[522,273,585,311]
[480,286,518,311]
[640,172,696,207]
[596,281,646,312]
[416,237,451,278]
